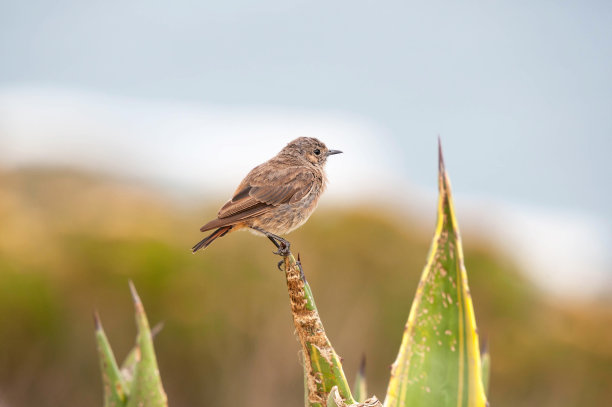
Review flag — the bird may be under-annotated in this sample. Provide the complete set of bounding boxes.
[192,137,342,255]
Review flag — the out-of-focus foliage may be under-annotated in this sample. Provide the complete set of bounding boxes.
[0,168,612,407]
[95,283,167,407]
[95,312,128,407]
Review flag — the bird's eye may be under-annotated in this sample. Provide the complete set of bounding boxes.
[314,149,321,156]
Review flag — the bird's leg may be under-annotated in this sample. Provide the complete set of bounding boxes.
[263,236,286,270]
[267,235,281,249]
[251,227,291,256]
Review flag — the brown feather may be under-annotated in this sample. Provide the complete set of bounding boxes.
[199,202,269,231]
[199,166,315,232]
[192,226,233,253]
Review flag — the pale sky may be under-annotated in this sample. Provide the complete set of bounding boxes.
[1,1,611,298]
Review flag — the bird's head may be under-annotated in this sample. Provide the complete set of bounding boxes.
[281,137,342,167]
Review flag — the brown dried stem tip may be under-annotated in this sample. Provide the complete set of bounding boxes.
[281,253,355,406]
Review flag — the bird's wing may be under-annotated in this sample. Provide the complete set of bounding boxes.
[199,166,314,232]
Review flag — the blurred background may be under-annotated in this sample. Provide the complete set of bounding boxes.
[1,1,611,406]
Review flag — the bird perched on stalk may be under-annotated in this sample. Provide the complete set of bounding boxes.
[192,137,342,255]
[192,137,342,256]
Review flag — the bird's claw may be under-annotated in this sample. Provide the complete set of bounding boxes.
[272,241,291,257]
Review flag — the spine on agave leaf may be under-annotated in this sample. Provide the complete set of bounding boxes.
[384,142,488,407]
[280,253,356,407]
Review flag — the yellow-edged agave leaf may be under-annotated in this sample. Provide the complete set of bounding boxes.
[126,282,168,407]
[94,311,128,407]
[281,254,356,407]
[384,142,488,407]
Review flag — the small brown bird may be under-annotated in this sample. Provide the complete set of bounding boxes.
[192,137,342,254]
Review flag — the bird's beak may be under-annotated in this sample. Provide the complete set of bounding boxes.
[326,150,343,156]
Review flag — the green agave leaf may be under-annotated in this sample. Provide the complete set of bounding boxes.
[125,281,168,407]
[119,344,138,389]
[384,143,488,407]
[282,254,355,407]
[120,321,164,388]
[94,311,128,407]
[353,355,368,403]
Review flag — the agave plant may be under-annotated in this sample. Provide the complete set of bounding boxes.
[94,282,167,407]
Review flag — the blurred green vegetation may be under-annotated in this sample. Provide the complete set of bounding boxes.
[0,167,611,407]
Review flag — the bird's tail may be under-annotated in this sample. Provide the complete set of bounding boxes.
[192,226,233,253]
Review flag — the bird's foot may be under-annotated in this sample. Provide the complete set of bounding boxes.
[275,242,290,270]
[273,240,291,257]
[273,237,291,257]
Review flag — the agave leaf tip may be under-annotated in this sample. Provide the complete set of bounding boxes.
[151,321,165,339]
[93,309,102,331]
[128,280,143,310]
[359,353,366,376]
[438,136,446,173]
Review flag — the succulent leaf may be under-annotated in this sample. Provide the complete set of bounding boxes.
[125,281,168,407]
[282,254,355,407]
[384,142,488,407]
[94,311,128,407]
